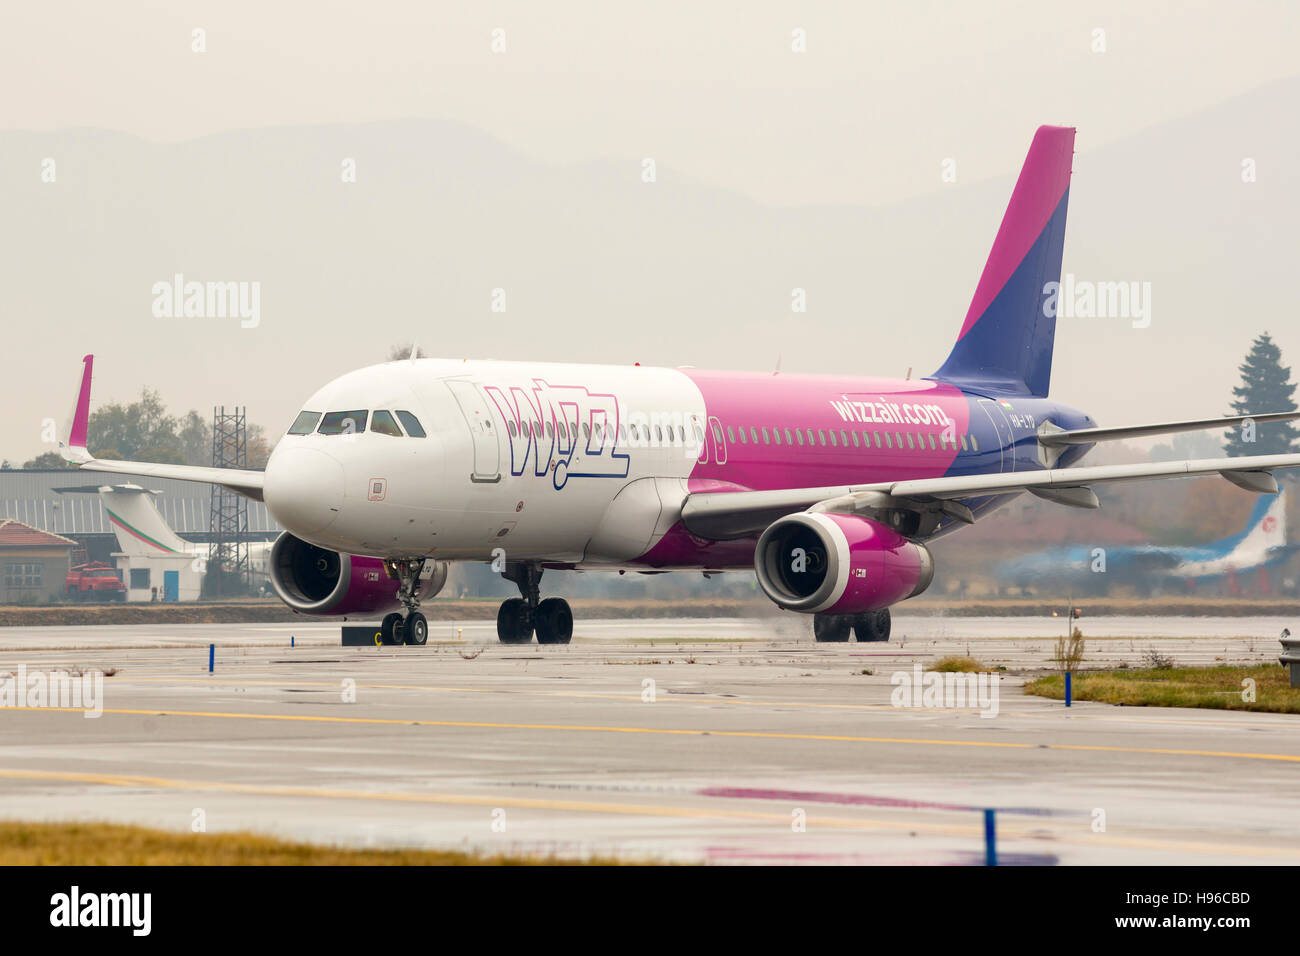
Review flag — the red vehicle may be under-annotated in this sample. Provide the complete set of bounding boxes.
[65,562,127,602]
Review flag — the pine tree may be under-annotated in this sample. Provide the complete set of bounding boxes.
[1223,332,1300,456]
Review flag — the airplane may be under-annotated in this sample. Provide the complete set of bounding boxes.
[999,485,1296,594]
[55,483,277,594]
[58,125,1300,646]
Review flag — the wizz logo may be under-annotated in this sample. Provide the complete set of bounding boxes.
[484,380,630,490]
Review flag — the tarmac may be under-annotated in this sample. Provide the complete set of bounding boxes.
[0,616,1297,864]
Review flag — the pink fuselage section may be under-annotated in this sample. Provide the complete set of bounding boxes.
[634,369,974,570]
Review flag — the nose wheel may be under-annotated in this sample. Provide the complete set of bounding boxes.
[497,562,572,644]
[380,559,432,646]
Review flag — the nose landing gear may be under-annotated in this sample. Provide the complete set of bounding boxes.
[497,562,572,645]
[379,558,431,646]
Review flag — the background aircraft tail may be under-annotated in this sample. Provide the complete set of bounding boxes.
[99,485,195,557]
[930,125,1075,398]
[1215,489,1287,562]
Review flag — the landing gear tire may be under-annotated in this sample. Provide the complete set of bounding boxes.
[853,609,891,643]
[405,611,428,646]
[380,612,405,646]
[534,598,573,645]
[813,613,852,642]
[497,597,534,644]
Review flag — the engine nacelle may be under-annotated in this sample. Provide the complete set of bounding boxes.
[754,513,933,614]
[269,533,448,616]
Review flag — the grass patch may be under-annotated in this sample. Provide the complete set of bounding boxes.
[0,822,642,865]
[931,655,987,673]
[1024,664,1300,713]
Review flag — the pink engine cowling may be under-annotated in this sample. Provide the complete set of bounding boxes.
[269,533,447,615]
[754,513,933,614]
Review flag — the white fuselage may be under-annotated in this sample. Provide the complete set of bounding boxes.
[264,359,709,566]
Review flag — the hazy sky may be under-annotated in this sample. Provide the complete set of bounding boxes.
[3,1,1297,204]
[2,1,1298,464]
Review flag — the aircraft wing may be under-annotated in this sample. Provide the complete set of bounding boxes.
[681,453,1300,539]
[59,355,265,502]
[1037,411,1300,446]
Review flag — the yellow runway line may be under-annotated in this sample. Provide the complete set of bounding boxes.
[5,704,1300,762]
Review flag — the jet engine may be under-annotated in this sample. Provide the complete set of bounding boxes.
[269,532,448,615]
[754,512,933,614]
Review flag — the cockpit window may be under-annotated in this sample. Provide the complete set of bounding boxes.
[288,411,322,435]
[371,410,403,437]
[395,410,426,438]
[318,410,368,435]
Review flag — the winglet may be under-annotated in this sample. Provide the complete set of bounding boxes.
[60,354,94,463]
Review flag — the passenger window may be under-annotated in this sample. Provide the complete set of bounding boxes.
[873,431,881,448]
[585,424,592,440]
[785,428,794,444]
[971,434,979,451]
[738,428,747,444]
[749,427,758,443]
[961,435,969,451]
[371,410,403,437]
[927,433,936,450]
[288,411,322,435]
[727,426,736,443]
[851,431,860,447]
[829,431,838,447]
[546,421,554,439]
[395,410,426,438]
[773,428,781,446]
[507,421,518,438]
[318,410,368,435]
[711,423,723,445]
[818,430,827,446]
[906,433,915,450]
[884,432,892,449]
[762,427,770,445]
[796,429,805,447]
[806,429,816,445]
[895,432,903,448]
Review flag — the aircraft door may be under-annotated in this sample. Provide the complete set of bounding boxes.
[445,380,501,483]
[975,398,1015,473]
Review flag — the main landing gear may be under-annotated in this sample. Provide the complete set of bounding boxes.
[813,608,891,643]
[497,561,573,645]
[379,558,430,646]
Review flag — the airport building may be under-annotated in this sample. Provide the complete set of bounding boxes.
[0,469,279,601]
[0,518,78,603]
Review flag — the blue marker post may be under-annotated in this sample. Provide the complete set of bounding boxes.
[984,809,997,866]
[208,643,214,673]
[291,635,295,648]
[1065,671,1072,707]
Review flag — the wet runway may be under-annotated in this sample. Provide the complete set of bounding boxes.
[0,618,1297,864]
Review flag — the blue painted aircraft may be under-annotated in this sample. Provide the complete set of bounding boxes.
[1000,489,1294,593]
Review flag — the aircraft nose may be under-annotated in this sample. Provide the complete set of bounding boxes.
[264,446,345,535]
